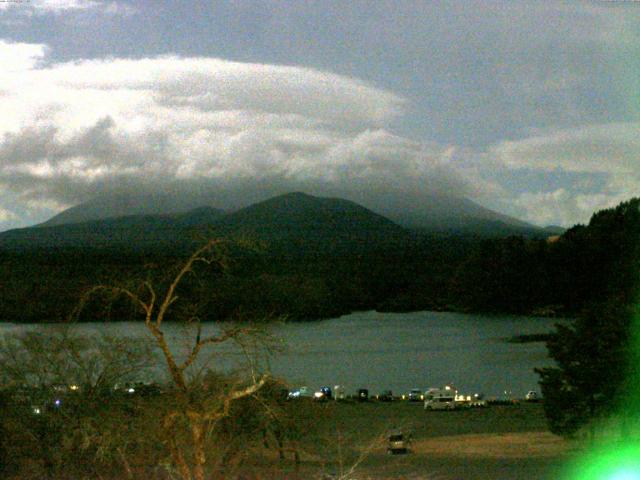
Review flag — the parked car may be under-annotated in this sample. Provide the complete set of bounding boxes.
[407,389,423,402]
[488,391,520,405]
[424,396,456,410]
[357,388,369,402]
[525,391,539,402]
[387,431,411,454]
[314,386,332,401]
[377,390,393,401]
[136,382,162,397]
[288,386,313,399]
[470,393,488,407]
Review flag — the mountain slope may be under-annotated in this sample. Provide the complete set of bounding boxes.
[4,190,552,255]
[216,192,406,241]
[0,193,407,252]
[367,194,545,236]
[39,191,219,227]
[34,190,545,238]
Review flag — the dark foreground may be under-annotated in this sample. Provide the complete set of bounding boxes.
[286,402,571,480]
[2,393,577,480]
[232,401,575,479]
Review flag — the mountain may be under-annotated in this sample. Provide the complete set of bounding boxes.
[0,193,406,253]
[216,192,406,242]
[173,206,226,227]
[35,190,545,238]
[1,214,181,252]
[542,225,566,235]
[39,191,218,227]
[364,194,546,237]
[3,190,552,255]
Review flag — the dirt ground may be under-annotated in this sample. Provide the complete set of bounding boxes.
[236,402,579,479]
[246,431,574,480]
[202,400,610,479]
[355,431,574,480]
[409,431,569,458]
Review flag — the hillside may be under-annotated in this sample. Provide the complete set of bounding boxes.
[0,192,420,322]
[214,192,408,246]
[1,210,223,253]
[38,191,219,227]
[31,190,549,238]
[371,193,538,233]
[0,193,407,254]
[3,192,627,324]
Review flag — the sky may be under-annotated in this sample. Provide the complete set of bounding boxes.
[0,0,638,230]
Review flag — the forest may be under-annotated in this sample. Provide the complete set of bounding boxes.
[0,197,638,324]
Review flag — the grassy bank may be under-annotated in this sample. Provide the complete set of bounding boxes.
[2,392,577,479]
[241,400,576,479]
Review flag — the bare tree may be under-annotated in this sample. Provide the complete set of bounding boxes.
[0,329,157,479]
[74,239,276,480]
[0,328,153,393]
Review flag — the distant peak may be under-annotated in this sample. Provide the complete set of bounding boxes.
[278,191,316,200]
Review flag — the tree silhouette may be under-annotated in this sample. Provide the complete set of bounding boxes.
[75,239,278,480]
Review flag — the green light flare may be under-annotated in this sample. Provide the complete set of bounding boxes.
[563,442,640,480]
[564,206,640,479]
[562,307,640,479]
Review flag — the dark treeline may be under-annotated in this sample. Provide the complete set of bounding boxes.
[533,199,640,439]
[0,198,638,323]
[455,197,640,314]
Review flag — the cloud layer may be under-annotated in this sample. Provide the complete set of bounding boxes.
[491,122,640,226]
[0,40,490,227]
[0,0,135,15]
[1,10,637,232]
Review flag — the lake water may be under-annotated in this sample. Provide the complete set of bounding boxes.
[0,310,562,398]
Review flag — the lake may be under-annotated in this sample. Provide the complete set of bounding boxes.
[0,310,562,398]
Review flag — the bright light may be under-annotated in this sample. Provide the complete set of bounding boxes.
[608,469,640,480]
[127,388,135,394]
[564,442,640,480]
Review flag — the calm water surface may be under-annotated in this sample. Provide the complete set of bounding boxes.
[0,310,562,397]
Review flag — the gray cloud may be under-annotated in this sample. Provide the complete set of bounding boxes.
[492,123,640,174]
[0,44,491,228]
[490,122,640,226]
[1,1,637,230]
[0,0,136,15]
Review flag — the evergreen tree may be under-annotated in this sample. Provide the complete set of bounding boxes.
[536,302,634,438]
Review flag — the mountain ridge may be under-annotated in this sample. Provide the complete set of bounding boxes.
[38,192,224,228]
[0,192,409,252]
[216,191,405,237]
[28,190,551,238]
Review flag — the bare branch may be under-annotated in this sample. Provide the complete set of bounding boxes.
[144,321,187,391]
[155,239,220,328]
[178,326,256,372]
[228,375,268,402]
[203,374,269,422]
[72,284,152,322]
[143,281,157,324]
[339,431,387,480]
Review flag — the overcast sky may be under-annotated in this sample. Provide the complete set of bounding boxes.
[0,0,638,230]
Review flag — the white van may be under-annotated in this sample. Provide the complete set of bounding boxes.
[423,387,456,410]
